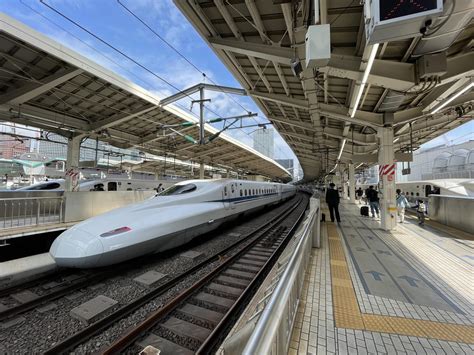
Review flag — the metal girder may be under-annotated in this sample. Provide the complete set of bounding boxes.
[1,114,73,138]
[318,103,383,128]
[420,78,471,113]
[319,54,415,92]
[281,3,294,44]
[323,127,376,145]
[208,37,294,66]
[270,115,315,131]
[441,51,474,86]
[159,82,246,107]
[248,90,308,110]
[90,106,156,131]
[0,68,83,105]
[352,152,413,163]
[281,131,315,142]
[1,103,90,131]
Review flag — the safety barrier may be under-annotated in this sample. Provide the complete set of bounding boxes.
[221,197,320,354]
[429,195,474,234]
[0,196,64,229]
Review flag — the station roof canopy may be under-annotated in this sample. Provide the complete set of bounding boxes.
[175,0,474,181]
[0,13,291,182]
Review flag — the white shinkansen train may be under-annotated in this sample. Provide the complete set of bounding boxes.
[355,179,474,200]
[396,179,474,200]
[15,178,178,192]
[50,179,297,268]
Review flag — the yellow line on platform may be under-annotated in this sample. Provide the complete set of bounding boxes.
[327,222,474,344]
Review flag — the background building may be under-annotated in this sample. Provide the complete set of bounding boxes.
[407,140,474,180]
[253,128,274,159]
[275,158,294,176]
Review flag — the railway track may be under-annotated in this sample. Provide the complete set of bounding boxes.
[41,194,308,354]
[99,195,309,355]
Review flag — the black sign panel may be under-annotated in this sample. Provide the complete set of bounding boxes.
[379,0,438,21]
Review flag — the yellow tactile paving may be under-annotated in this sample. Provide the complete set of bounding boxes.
[362,314,395,333]
[326,221,474,344]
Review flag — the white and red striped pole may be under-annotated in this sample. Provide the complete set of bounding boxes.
[378,127,397,230]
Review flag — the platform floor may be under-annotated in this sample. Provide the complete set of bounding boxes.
[289,201,473,354]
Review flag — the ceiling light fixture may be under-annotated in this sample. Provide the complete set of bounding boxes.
[337,138,347,161]
[431,82,474,114]
[393,137,400,143]
[350,43,380,118]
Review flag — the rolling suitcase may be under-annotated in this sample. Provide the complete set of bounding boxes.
[360,206,369,217]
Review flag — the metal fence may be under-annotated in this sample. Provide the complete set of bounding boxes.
[221,197,320,355]
[0,196,64,229]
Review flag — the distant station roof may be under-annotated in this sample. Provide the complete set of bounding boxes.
[0,13,291,182]
[175,0,473,181]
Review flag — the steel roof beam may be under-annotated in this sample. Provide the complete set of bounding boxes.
[0,68,83,105]
[319,54,415,92]
[208,37,293,66]
[248,90,308,110]
[90,106,156,131]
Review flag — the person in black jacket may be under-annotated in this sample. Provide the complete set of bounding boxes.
[325,183,341,223]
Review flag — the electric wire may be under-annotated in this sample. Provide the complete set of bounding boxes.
[15,0,296,177]
[114,0,295,161]
[39,0,292,163]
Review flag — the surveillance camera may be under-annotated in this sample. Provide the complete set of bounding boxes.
[291,58,303,78]
[455,106,465,117]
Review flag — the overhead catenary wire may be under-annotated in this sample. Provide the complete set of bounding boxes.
[37,2,267,148]
[37,0,295,164]
[114,0,294,161]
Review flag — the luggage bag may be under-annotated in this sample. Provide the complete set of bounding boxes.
[360,206,369,217]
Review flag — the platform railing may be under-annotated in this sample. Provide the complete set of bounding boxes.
[0,196,64,229]
[219,197,319,355]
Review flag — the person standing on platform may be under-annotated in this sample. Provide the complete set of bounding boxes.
[396,189,409,223]
[416,200,426,225]
[325,183,341,223]
[366,186,380,218]
[356,187,363,204]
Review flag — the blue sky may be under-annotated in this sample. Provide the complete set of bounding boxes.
[0,0,472,167]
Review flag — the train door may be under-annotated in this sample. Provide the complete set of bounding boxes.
[223,183,236,210]
[277,184,282,199]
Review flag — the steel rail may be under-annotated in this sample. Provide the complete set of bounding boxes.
[100,195,308,354]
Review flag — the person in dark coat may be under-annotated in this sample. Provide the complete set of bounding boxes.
[325,183,341,223]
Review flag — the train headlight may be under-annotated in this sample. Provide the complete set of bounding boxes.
[100,226,132,238]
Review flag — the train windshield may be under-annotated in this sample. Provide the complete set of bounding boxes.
[158,184,197,196]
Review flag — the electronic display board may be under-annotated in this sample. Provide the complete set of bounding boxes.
[379,0,439,22]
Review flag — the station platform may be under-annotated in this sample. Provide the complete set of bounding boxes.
[289,201,473,354]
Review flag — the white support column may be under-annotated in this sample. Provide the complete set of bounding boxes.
[199,162,205,179]
[65,135,82,192]
[378,127,397,230]
[349,163,355,203]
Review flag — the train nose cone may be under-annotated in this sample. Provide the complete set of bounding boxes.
[50,231,104,268]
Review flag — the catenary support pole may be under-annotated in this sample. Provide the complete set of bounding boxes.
[65,135,82,192]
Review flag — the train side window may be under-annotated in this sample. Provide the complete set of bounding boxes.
[159,184,197,196]
[108,182,117,191]
[240,190,242,197]
[231,185,235,193]
[425,185,432,196]
[245,189,247,196]
[224,186,228,196]
[416,193,419,196]
[411,192,414,196]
